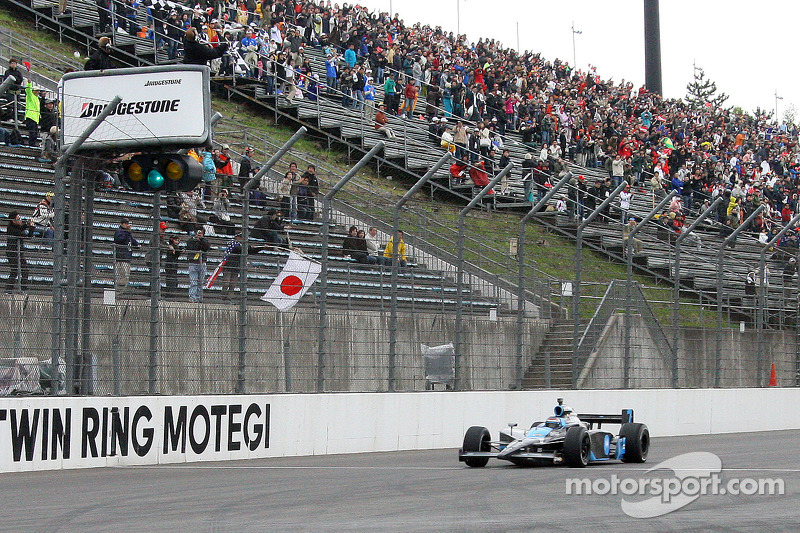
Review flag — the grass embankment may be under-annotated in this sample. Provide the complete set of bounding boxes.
[0,10,713,326]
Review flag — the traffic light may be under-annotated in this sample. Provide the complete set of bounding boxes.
[121,153,203,192]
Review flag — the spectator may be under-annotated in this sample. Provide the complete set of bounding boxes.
[365,227,384,265]
[374,103,396,139]
[182,27,228,66]
[220,233,267,300]
[30,191,55,239]
[301,164,319,218]
[383,230,407,267]
[5,211,30,292]
[342,225,368,263]
[23,79,42,147]
[39,126,60,163]
[113,218,140,296]
[163,235,182,298]
[619,184,633,223]
[214,144,234,191]
[185,227,210,302]
[210,188,234,235]
[278,162,300,220]
[623,217,643,255]
[238,145,258,192]
[84,37,116,71]
[2,58,23,119]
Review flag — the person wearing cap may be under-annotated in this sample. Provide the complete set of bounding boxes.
[113,218,141,297]
[214,144,234,190]
[619,183,633,223]
[30,192,55,240]
[39,125,60,164]
[84,36,116,71]
[22,75,42,147]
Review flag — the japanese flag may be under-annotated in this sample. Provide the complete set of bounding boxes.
[261,251,321,312]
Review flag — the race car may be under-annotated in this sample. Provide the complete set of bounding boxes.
[458,398,649,468]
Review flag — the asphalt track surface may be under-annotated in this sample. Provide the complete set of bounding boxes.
[2,430,798,532]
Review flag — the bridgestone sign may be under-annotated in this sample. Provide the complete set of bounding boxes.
[60,65,211,151]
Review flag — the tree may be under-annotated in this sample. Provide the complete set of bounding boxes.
[685,66,729,111]
[783,104,797,128]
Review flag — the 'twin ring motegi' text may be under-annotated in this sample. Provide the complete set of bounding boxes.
[78,99,181,119]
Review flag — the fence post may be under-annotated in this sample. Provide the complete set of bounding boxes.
[673,197,723,387]
[52,96,121,395]
[318,142,383,392]
[149,191,161,394]
[240,126,306,393]
[716,205,764,387]
[389,152,451,391]
[625,191,676,388]
[573,182,627,387]
[757,213,800,387]
[516,173,571,389]
[455,163,513,390]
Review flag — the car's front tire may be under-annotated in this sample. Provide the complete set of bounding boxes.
[462,426,491,468]
[619,423,649,463]
[563,426,591,467]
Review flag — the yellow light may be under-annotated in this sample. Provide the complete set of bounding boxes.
[164,160,183,181]
[128,162,145,182]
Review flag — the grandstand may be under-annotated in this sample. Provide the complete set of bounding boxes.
[0,0,797,394]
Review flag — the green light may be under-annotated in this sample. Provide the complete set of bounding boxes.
[147,169,165,189]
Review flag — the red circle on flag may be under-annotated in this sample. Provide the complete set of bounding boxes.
[280,275,304,296]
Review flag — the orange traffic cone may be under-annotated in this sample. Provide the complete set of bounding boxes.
[769,363,778,387]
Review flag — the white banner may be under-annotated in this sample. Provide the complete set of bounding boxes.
[60,65,211,151]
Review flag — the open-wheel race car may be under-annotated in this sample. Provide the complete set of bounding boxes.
[458,399,649,468]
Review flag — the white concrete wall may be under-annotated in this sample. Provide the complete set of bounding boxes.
[1,388,798,472]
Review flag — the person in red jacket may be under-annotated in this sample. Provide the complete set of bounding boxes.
[469,158,489,187]
[400,79,418,117]
[450,155,468,185]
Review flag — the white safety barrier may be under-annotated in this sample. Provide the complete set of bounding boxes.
[1,388,799,472]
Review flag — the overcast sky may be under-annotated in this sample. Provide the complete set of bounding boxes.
[352,0,797,121]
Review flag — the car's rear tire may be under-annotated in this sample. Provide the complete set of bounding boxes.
[619,423,649,463]
[462,426,491,468]
[563,426,591,467]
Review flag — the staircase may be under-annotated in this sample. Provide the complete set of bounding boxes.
[522,319,577,389]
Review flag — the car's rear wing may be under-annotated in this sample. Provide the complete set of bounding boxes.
[578,409,634,428]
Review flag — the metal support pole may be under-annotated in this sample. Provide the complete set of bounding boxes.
[716,205,764,387]
[81,182,95,395]
[149,191,161,394]
[318,142,383,392]
[624,191,676,388]
[51,96,120,395]
[515,173,571,389]
[757,214,800,386]
[672,197,723,387]
[239,126,307,394]
[64,161,83,394]
[389,152,451,391]
[455,163,514,390]
[572,182,627,387]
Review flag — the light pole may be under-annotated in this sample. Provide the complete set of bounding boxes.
[775,89,783,125]
[571,21,582,71]
[457,0,461,37]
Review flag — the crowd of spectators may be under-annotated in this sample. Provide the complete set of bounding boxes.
[125,1,798,244]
